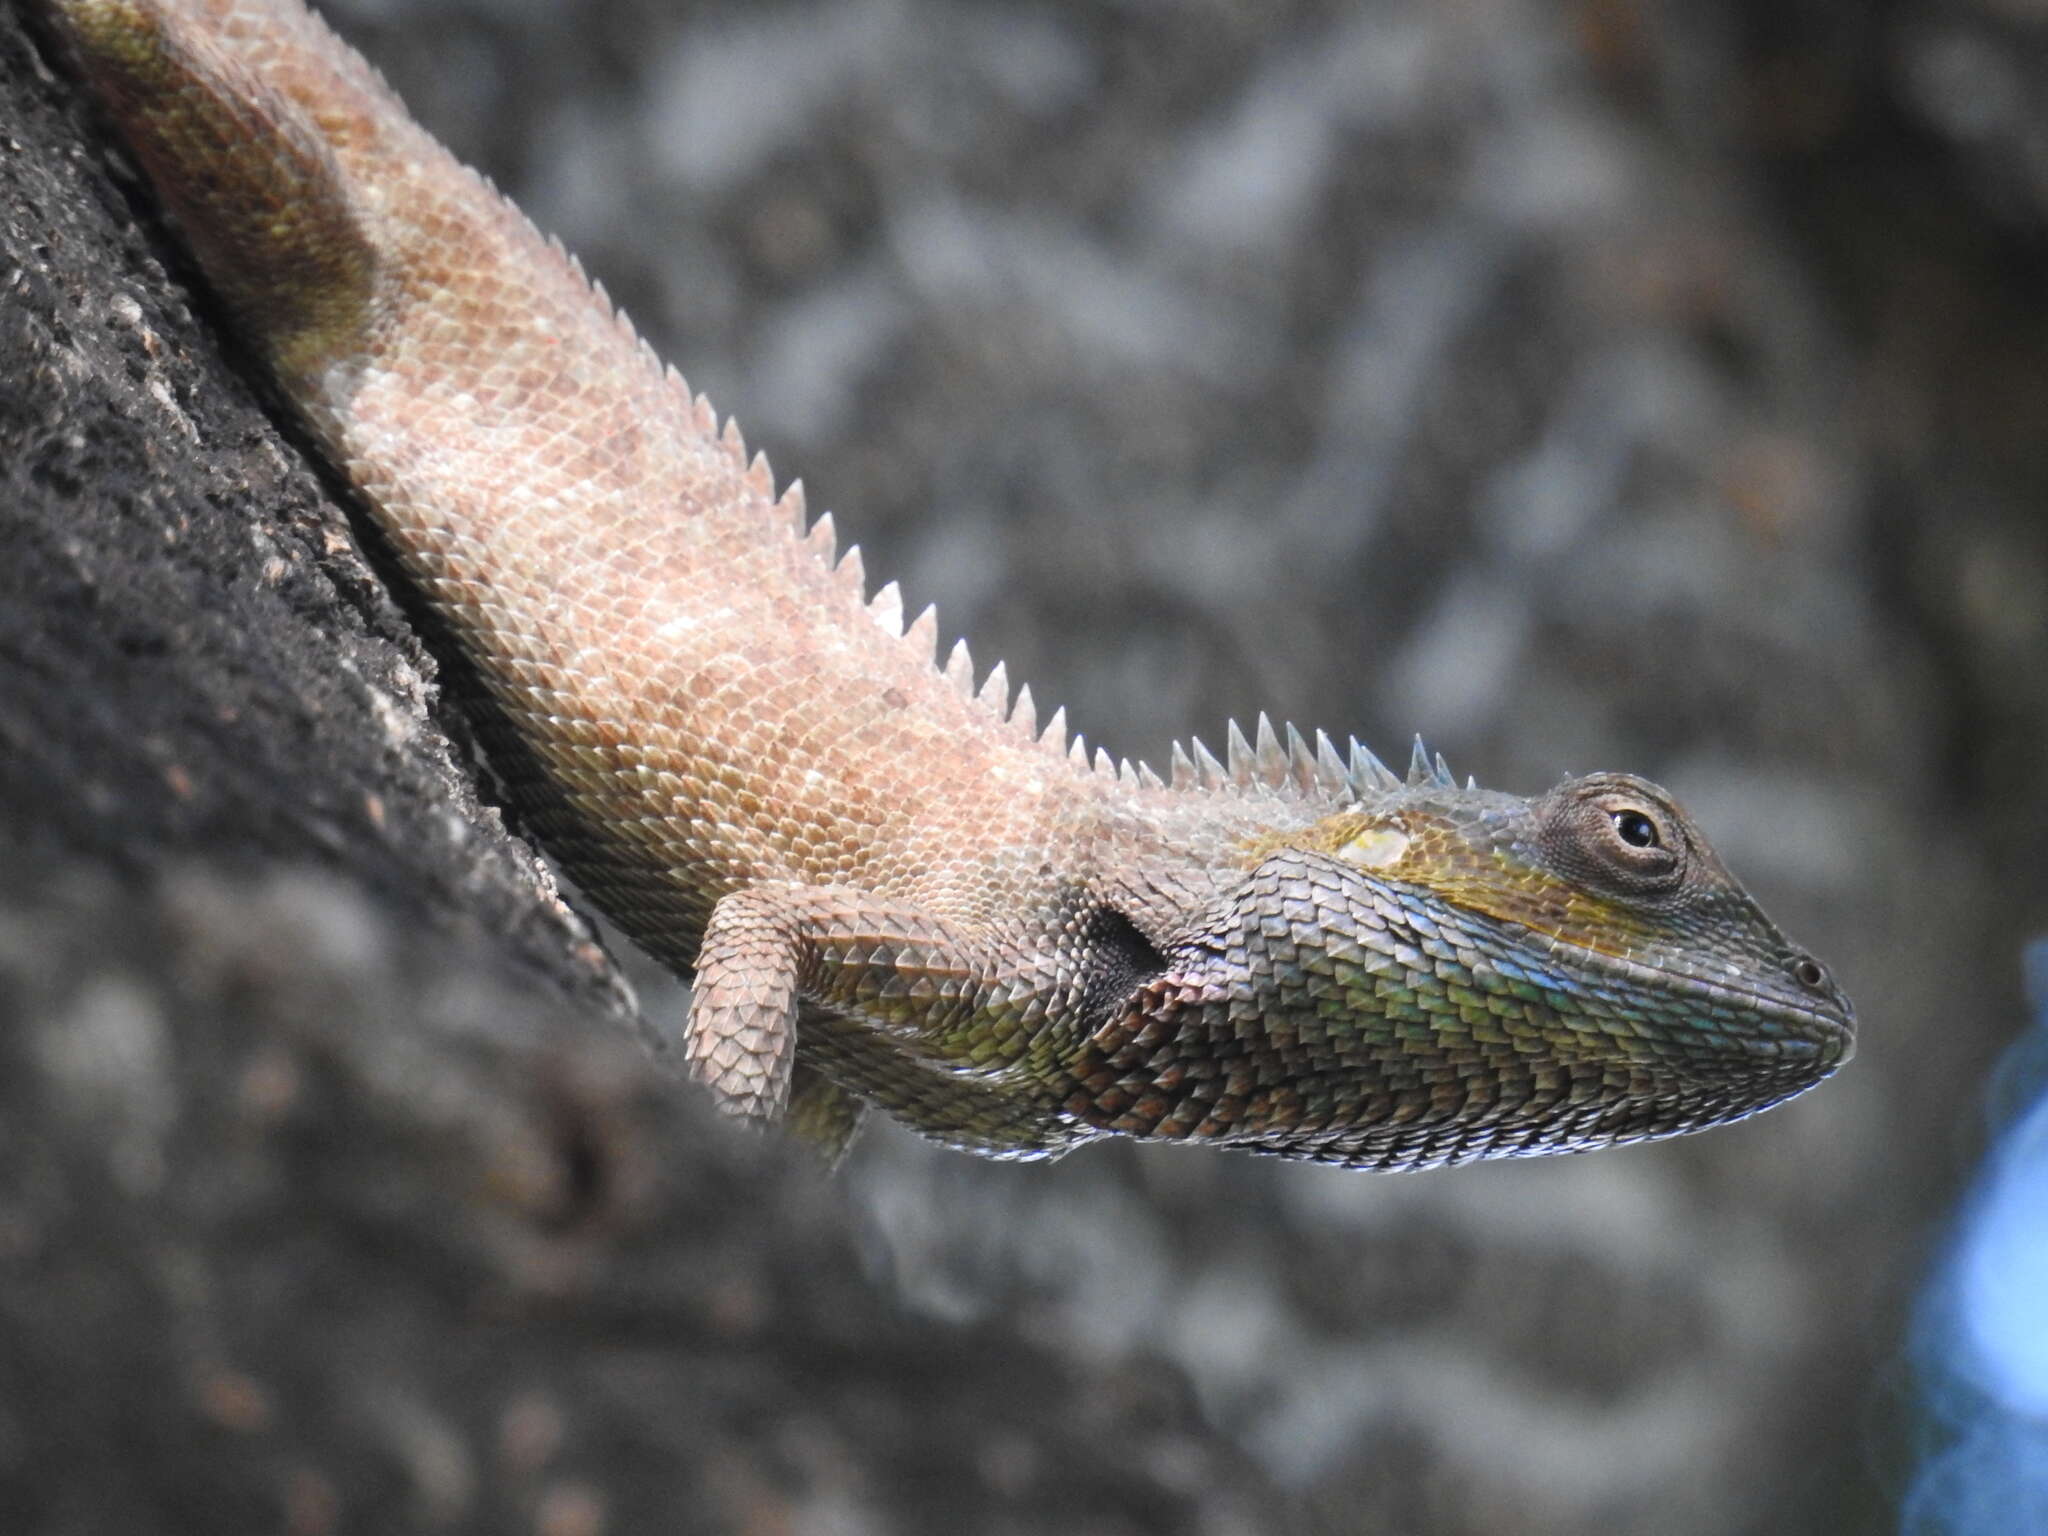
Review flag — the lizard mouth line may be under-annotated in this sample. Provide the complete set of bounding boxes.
[1545,936,1855,1052]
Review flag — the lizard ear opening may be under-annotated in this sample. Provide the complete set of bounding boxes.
[1075,906,1166,1034]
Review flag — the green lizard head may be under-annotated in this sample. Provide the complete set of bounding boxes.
[1081,769,1854,1168]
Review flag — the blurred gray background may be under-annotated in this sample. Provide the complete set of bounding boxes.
[15,0,2048,1529]
[315,0,2046,1529]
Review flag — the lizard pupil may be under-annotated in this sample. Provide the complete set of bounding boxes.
[1613,810,1659,849]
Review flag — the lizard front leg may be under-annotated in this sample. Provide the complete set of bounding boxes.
[683,883,984,1128]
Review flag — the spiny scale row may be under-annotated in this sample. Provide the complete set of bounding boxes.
[1169,720,1467,799]
[683,388,1468,803]
[834,501,1469,800]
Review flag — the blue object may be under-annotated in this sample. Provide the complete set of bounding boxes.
[1905,942,2048,1533]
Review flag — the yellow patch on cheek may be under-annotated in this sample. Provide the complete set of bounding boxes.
[1337,827,1411,869]
[1420,864,1663,963]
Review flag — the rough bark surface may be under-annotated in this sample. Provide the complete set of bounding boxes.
[5,0,2047,1532]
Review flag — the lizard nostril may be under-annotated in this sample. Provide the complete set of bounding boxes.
[1790,956,1827,990]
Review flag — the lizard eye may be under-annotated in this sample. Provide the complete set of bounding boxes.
[1592,798,1680,879]
[1612,809,1660,849]
[1538,782,1688,898]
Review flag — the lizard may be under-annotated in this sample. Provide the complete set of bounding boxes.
[35,0,1855,1170]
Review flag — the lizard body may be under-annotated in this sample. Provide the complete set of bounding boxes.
[40,0,1854,1168]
